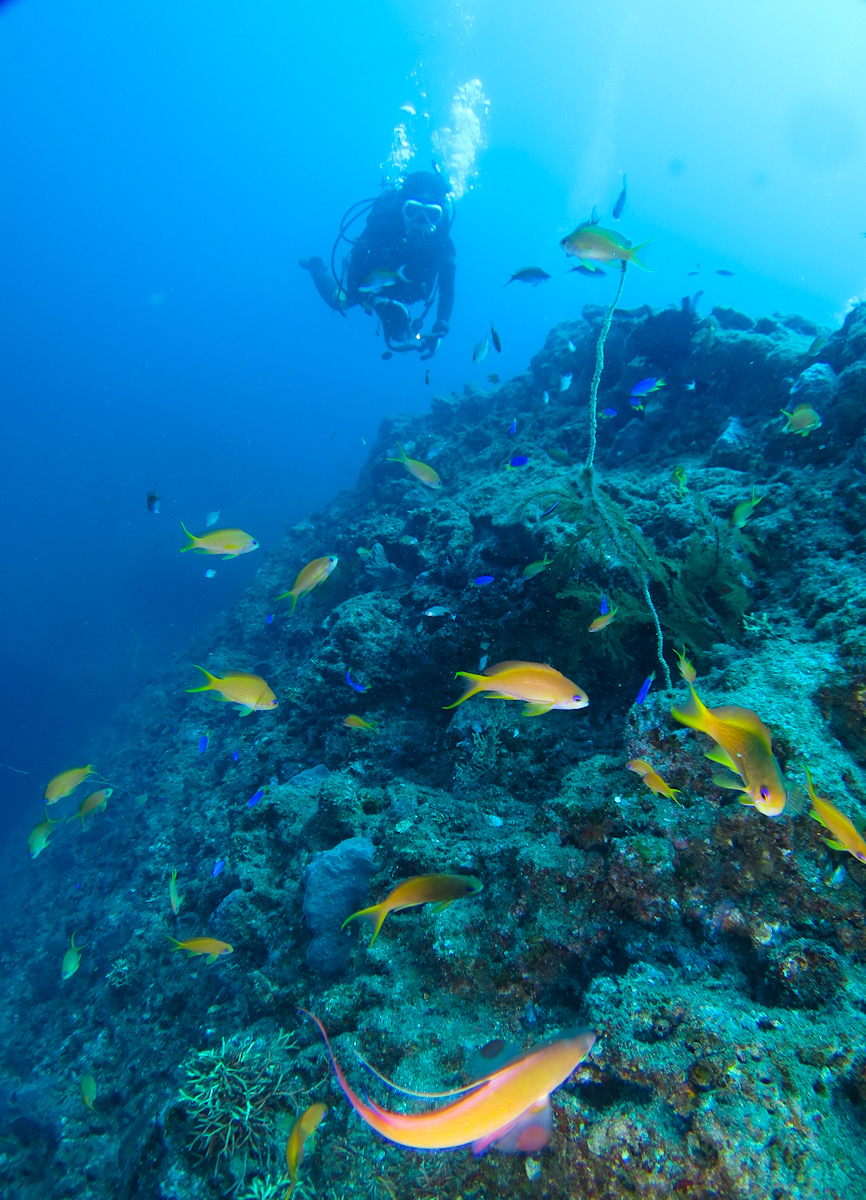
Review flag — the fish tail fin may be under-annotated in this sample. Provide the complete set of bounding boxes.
[179,521,197,552]
[166,935,183,950]
[341,903,389,943]
[629,239,656,271]
[186,665,215,694]
[671,682,709,732]
[288,592,298,616]
[443,672,486,710]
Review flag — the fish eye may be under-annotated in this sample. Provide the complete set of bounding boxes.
[760,787,770,802]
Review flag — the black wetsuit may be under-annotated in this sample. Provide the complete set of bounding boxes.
[346,190,456,334]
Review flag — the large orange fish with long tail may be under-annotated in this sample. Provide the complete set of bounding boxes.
[300,1010,595,1154]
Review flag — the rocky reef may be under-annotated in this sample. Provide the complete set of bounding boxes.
[2,296,866,1200]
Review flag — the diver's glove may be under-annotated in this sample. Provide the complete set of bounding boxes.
[419,333,441,360]
[431,319,449,338]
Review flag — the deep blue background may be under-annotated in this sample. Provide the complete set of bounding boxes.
[2,0,865,840]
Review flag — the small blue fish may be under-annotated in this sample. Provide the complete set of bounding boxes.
[560,374,572,391]
[568,340,576,352]
[198,734,208,754]
[716,269,735,277]
[346,670,369,693]
[600,594,609,616]
[635,672,655,705]
[600,407,618,418]
[570,264,606,277]
[539,501,559,518]
[542,390,550,404]
[205,569,216,579]
[472,575,495,587]
[212,859,226,877]
[232,750,239,763]
[509,418,517,436]
[248,787,266,809]
[266,613,274,624]
[630,377,665,399]
[612,175,627,220]
[508,455,528,469]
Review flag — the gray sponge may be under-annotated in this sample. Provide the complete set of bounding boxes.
[302,837,376,975]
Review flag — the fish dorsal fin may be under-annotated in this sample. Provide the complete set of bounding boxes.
[711,705,773,753]
[483,660,554,678]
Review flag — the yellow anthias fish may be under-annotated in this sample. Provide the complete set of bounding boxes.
[180,522,259,558]
[343,715,378,732]
[674,646,697,684]
[301,1009,596,1153]
[186,666,278,715]
[342,874,483,944]
[627,759,681,802]
[588,607,617,633]
[72,788,112,828]
[387,443,442,489]
[805,769,866,864]
[28,814,59,859]
[44,765,94,805]
[62,931,88,980]
[522,553,553,580]
[444,660,589,718]
[276,556,338,614]
[167,935,233,964]
[560,222,653,271]
[285,1102,327,1198]
[730,487,763,528]
[626,758,654,778]
[169,869,184,915]
[671,682,787,816]
[671,465,688,498]
[781,403,822,436]
[81,1074,97,1111]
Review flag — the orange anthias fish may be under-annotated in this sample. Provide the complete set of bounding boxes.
[781,403,822,436]
[301,1010,595,1154]
[444,661,589,718]
[387,442,442,489]
[186,666,278,715]
[285,1102,327,1197]
[180,522,259,558]
[167,935,233,963]
[276,556,339,614]
[342,874,483,944]
[805,769,866,864]
[671,682,787,816]
[44,765,95,805]
[560,223,653,271]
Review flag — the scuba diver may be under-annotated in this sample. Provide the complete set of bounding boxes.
[300,170,455,360]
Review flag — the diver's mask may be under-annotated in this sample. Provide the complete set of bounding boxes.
[401,198,444,232]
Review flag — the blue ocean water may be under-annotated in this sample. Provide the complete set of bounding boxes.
[2,0,864,832]
[3,4,866,1196]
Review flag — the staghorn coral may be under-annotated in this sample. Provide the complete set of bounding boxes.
[179,1031,301,1192]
